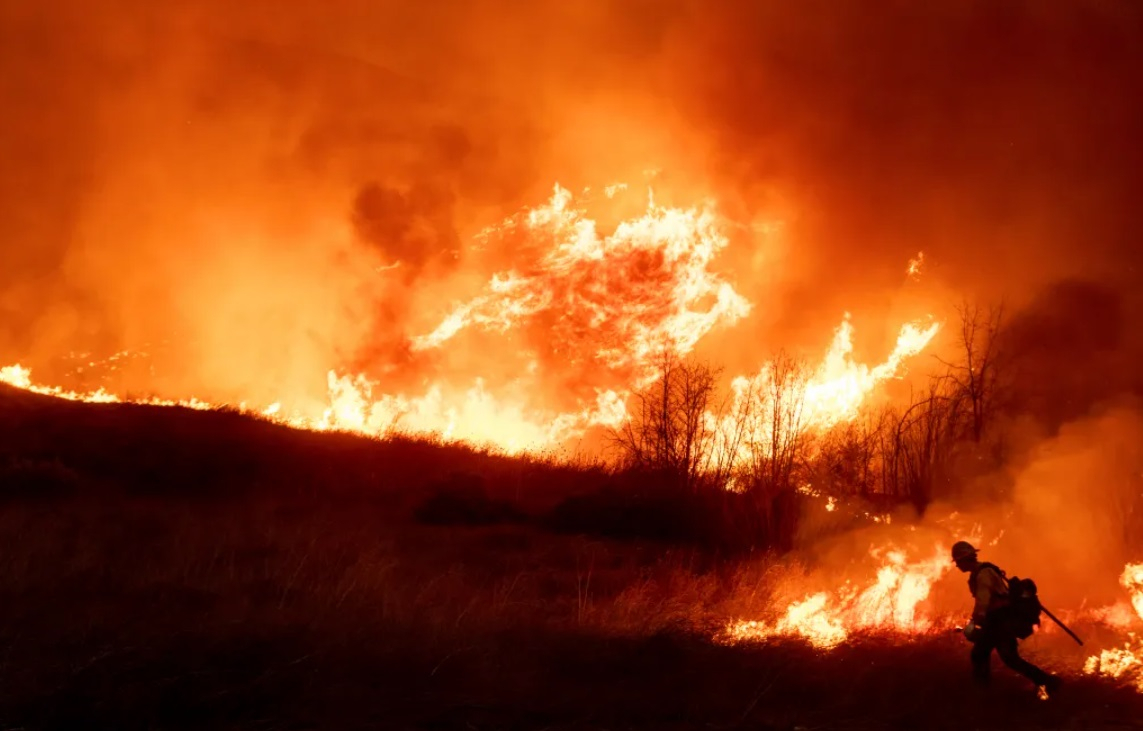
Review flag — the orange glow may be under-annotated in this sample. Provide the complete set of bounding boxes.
[720,543,953,648]
[1,184,939,457]
[412,183,751,376]
[803,315,939,430]
[1,9,1139,712]
[907,251,925,280]
[713,314,941,467]
[1085,563,1143,691]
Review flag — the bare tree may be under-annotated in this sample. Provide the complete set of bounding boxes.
[736,353,809,489]
[730,352,812,545]
[812,408,890,499]
[938,301,1007,443]
[877,373,968,510]
[610,349,722,492]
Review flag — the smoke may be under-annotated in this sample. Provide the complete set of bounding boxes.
[667,0,1143,339]
[781,396,1143,633]
[1,0,1141,413]
[1002,280,1142,429]
[983,401,1143,608]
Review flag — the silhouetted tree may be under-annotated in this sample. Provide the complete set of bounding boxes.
[610,349,722,492]
[939,301,1008,443]
[734,351,811,548]
[812,409,889,499]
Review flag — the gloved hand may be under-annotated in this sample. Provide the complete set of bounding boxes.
[962,621,981,641]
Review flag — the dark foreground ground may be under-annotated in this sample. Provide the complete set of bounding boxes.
[1,385,1141,730]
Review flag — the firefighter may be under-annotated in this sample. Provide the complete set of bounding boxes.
[952,540,1061,693]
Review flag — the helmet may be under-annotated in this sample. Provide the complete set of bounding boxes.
[951,541,979,562]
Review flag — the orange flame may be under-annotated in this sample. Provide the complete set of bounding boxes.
[0,364,212,409]
[1085,563,1143,691]
[713,314,941,467]
[907,251,925,280]
[721,543,953,648]
[803,315,940,430]
[1,183,938,457]
[1126,562,1143,621]
[412,184,751,376]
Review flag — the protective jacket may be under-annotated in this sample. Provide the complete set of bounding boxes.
[968,562,1010,625]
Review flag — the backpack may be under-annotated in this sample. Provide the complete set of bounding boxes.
[1005,575,1043,639]
[970,562,1043,639]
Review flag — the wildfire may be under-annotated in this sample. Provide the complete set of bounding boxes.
[803,315,939,430]
[721,543,953,649]
[1085,563,1143,691]
[411,183,751,379]
[4,175,1141,696]
[0,364,213,410]
[0,183,942,457]
[711,314,941,468]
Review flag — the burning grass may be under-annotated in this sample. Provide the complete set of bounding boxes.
[720,542,955,650]
[1,506,1140,731]
[2,496,1141,730]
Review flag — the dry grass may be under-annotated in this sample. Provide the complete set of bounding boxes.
[1,385,1142,729]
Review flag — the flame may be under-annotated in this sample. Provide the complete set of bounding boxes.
[0,364,211,409]
[3,313,936,454]
[721,543,952,648]
[318,372,628,452]
[412,183,751,379]
[729,593,848,650]
[1085,563,1143,691]
[803,315,940,430]
[1125,562,1143,620]
[713,314,941,468]
[907,251,925,280]
[1,183,940,458]
[1085,644,1143,691]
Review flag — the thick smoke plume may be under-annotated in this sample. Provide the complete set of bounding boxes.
[990,402,1143,609]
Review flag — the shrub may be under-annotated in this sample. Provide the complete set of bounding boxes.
[0,456,81,500]
[543,467,806,554]
[413,472,524,526]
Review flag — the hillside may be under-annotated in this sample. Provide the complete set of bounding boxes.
[1,386,1141,730]
[0,382,602,509]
